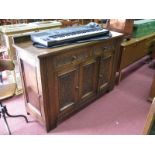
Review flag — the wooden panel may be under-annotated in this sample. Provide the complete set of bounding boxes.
[53,47,92,68]
[143,99,155,134]
[120,40,148,69]
[98,52,113,92]
[21,60,41,113]
[144,36,155,51]
[148,74,155,102]
[134,41,148,58]
[56,66,79,114]
[79,59,98,101]
[119,34,155,71]
[93,40,115,56]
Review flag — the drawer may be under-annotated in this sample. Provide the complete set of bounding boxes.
[53,47,93,68]
[93,40,115,56]
[120,41,148,69]
[144,39,151,48]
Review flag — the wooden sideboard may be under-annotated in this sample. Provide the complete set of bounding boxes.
[117,33,155,83]
[13,32,123,132]
[143,98,155,134]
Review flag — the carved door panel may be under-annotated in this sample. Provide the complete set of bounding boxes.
[56,66,79,113]
[98,52,113,92]
[21,60,42,114]
[79,59,98,102]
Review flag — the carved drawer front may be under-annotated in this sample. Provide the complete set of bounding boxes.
[93,40,115,56]
[54,47,93,68]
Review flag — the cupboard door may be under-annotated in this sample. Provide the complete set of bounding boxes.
[79,59,98,101]
[20,60,42,114]
[56,66,79,113]
[98,53,113,92]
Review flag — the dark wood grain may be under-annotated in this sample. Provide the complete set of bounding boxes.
[143,99,155,134]
[14,31,123,132]
[148,74,155,102]
[57,66,79,113]
[79,58,98,102]
[117,32,155,84]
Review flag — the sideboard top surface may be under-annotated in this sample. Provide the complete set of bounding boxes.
[13,31,123,59]
[121,32,155,47]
